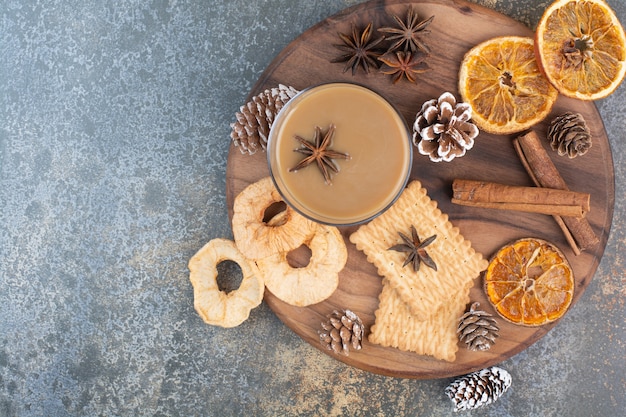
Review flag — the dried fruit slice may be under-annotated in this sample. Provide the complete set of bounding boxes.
[459,36,558,134]
[257,224,347,307]
[484,238,574,326]
[232,176,317,260]
[535,0,626,100]
[188,239,264,328]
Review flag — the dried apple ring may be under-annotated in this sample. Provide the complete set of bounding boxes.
[257,224,347,307]
[188,238,264,328]
[232,176,317,259]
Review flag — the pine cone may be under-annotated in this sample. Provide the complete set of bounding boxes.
[445,366,512,412]
[230,84,300,155]
[547,112,592,158]
[318,309,364,356]
[457,302,499,351]
[413,92,479,162]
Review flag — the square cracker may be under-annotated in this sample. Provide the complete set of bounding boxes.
[368,279,469,362]
[350,180,488,320]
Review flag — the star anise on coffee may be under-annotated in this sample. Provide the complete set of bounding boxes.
[289,124,350,185]
[332,22,385,75]
[379,50,430,84]
[388,225,437,272]
[378,7,434,54]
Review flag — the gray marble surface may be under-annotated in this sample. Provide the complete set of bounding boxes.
[1,0,625,416]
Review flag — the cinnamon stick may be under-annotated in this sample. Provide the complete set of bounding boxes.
[452,179,590,217]
[512,139,581,255]
[514,130,599,252]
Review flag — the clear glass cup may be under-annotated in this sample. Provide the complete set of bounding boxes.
[267,82,413,226]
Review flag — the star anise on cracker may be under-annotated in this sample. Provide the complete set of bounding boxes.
[379,51,430,84]
[388,225,437,272]
[332,22,385,75]
[289,124,350,185]
[378,7,434,54]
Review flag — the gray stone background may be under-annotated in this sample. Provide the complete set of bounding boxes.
[1,0,624,416]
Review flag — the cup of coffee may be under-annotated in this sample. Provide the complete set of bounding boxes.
[267,82,412,226]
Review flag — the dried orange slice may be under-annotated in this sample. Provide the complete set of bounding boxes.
[535,0,626,100]
[484,238,574,326]
[459,36,558,134]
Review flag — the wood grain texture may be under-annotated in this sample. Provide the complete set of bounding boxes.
[225,0,614,379]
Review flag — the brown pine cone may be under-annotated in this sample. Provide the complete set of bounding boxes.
[547,112,592,158]
[230,84,299,155]
[413,92,479,162]
[318,309,364,356]
[457,302,499,351]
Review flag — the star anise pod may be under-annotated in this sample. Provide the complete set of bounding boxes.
[379,51,430,84]
[388,225,437,272]
[378,7,434,54]
[562,36,594,70]
[332,22,385,75]
[289,124,350,185]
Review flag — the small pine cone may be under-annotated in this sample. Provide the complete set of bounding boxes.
[318,309,364,356]
[230,84,300,155]
[445,366,512,412]
[413,92,479,162]
[457,302,500,351]
[547,112,592,158]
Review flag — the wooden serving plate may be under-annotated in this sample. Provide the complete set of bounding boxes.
[225,0,614,379]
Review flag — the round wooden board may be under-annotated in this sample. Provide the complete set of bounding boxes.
[225,0,614,379]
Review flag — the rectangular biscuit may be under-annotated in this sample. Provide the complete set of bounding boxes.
[368,279,469,362]
[350,180,488,320]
